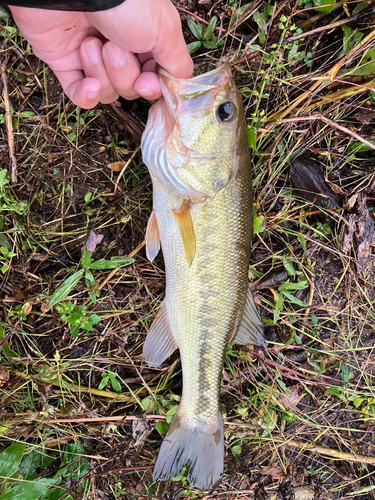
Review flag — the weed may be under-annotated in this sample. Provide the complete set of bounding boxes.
[187,16,224,54]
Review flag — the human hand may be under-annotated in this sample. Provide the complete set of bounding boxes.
[10,0,193,108]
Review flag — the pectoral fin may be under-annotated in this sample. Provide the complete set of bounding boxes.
[145,210,161,262]
[233,286,267,348]
[143,303,178,367]
[172,200,196,267]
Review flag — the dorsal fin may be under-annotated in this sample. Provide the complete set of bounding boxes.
[145,210,161,262]
[172,199,196,267]
[143,303,178,367]
[233,286,267,348]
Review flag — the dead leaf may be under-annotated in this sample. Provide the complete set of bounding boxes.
[356,198,374,274]
[279,385,305,411]
[354,110,375,124]
[107,161,126,172]
[259,465,286,479]
[295,486,316,500]
[13,285,24,301]
[40,300,49,313]
[21,301,33,316]
[325,179,346,196]
[341,214,356,254]
[346,192,358,210]
[86,231,104,252]
[0,366,9,386]
[131,418,152,448]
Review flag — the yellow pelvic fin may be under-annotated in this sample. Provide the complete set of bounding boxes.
[145,210,161,262]
[172,199,196,267]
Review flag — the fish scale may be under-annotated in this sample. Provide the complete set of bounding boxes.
[141,64,266,490]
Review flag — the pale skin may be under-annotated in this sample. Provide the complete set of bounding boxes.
[10,0,193,109]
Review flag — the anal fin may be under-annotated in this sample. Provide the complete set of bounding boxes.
[172,199,196,267]
[143,302,178,367]
[233,286,267,348]
[145,210,161,262]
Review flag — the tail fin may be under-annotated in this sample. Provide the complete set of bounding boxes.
[153,409,224,490]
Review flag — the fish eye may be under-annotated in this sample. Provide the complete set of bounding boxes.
[217,102,235,122]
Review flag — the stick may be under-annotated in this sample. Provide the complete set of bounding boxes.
[275,114,375,153]
[1,60,17,183]
[287,439,375,466]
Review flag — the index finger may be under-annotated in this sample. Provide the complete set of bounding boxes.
[150,0,194,79]
[88,0,193,80]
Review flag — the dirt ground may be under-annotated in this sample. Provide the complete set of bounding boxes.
[1,1,375,499]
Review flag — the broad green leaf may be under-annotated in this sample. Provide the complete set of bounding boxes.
[313,0,336,14]
[155,421,169,435]
[0,233,10,250]
[18,111,35,118]
[204,16,217,40]
[49,269,84,308]
[0,478,56,500]
[0,6,9,22]
[353,397,365,408]
[88,314,101,326]
[253,214,265,234]
[347,140,375,153]
[88,256,134,270]
[0,170,10,190]
[229,2,253,28]
[187,41,202,54]
[297,234,306,253]
[81,249,92,269]
[98,375,109,390]
[166,405,179,424]
[18,451,42,480]
[254,11,267,34]
[56,444,88,481]
[327,386,341,396]
[279,280,308,291]
[0,324,17,358]
[110,377,122,393]
[281,291,307,307]
[247,127,256,150]
[203,40,217,49]
[84,269,95,289]
[283,257,296,277]
[350,46,375,76]
[187,17,204,40]
[0,442,25,478]
[352,1,368,14]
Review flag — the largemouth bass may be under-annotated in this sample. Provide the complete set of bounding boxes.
[141,64,266,490]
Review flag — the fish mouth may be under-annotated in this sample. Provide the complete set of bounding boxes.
[158,63,232,94]
[157,63,233,114]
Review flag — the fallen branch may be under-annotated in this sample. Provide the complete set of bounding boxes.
[287,439,375,466]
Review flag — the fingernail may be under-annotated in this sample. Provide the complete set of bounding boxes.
[87,88,100,99]
[106,43,127,69]
[139,89,155,98]
[85,39,102,65]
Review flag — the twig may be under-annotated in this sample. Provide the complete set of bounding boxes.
[14,370,153,402]
[1,60,17,183]
[43,415,165,424]
[287,6,375,44]
[287,439,375,466]
[113,145,140,197]
[273,114,375,153]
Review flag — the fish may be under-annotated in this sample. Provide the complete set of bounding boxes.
[141,63,266,490]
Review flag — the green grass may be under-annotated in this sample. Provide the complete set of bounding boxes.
[1,1,375,499]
